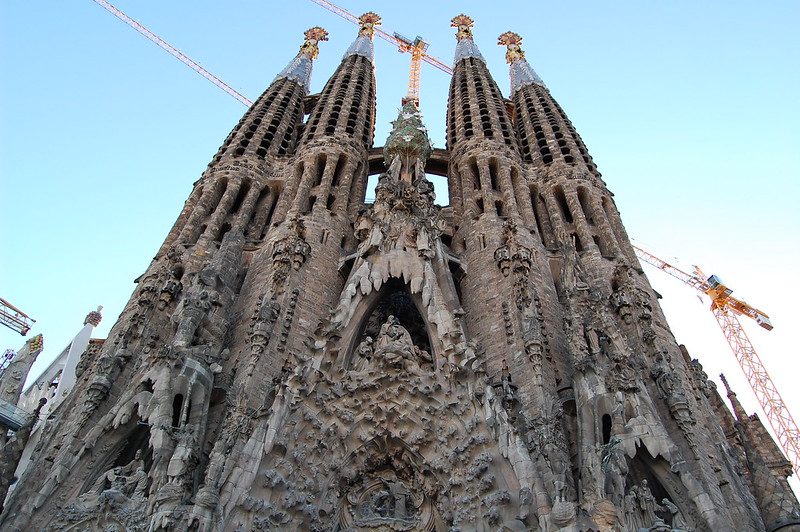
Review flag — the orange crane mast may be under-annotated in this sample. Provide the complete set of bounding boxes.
[632,245,800,477]
[91,0,253,106]
[308,0,452,105]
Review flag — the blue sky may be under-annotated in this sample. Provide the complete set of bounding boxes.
[2,0,799,481]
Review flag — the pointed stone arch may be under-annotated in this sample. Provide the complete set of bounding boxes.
[338,277,437,371]
[78,415,153,497]
[622,445,700,530]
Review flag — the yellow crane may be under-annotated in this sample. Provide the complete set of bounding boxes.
[0,297,35,336]
[632,245,800,476]
[308,0,452,105]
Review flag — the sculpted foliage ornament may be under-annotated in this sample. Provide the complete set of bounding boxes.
[497,31,525,64]
[300,26,329,60]
[451,14,475,41]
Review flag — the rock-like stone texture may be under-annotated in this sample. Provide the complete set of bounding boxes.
[2,18,798,532]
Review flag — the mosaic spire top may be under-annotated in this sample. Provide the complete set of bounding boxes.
[451,14,485,64]
[498,31,544,92]
[345,12,381,61]
[275,27,328,92]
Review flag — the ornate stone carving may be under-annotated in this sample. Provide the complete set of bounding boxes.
[599,439,629,506]
[373,315,432,374]
[606,360,640,393]
[84,307,103,327]
[44,495,149,532]
[276,288,299,353]
[495,219,534,310]
[85,451,148,501]
[271,215,311,293]
[650,352,700,457]
[341,471,426,530]
[247,293,281,375]
[501,301,514,344]
[166,428,199,490]
[158,269,183,310]
[79,339,131,425]
[351,336,375,372]
[688,358,712,398]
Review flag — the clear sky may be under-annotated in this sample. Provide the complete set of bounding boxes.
[2,0,799,486]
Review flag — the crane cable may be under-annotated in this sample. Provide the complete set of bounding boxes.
[90,0,252,106]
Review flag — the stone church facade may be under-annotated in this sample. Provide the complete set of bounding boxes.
[3,13,798,532]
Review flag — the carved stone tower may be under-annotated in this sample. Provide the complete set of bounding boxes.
[3,14,798,532]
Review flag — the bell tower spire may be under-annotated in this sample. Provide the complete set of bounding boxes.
[159,28,328,257]
[277,12,379,220]
[501,31,631,263]
[446,15,522,221]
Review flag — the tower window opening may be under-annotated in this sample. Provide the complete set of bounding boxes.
[602,414,612,444]
[577,187,593,225]
[331,155,347,188]
[469,159,480,191]
[488,159,499,191]
[593,235,610,256]
[217,222,232,241]
[230,180,251,214]
[573,232,584,252]
[554,186,573,224]
[172,394,185,427]
[530,188,546,244]
[314,154,327,187]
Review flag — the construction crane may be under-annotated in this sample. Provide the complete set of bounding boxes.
[308,0,452,105]
[0,298,35,336]
[632,245,800,476]
[91,0,252,106]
